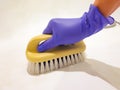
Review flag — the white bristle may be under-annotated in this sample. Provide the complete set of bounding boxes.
[27,52,85,75]
[74,54,79,63]
[63,56,67,66]
[34,63,40,75]
[27,62,31,73]
[27,62,40,75]
[82,53,85,61]
[50,60,54,71]
[54,59,59,70]
[77,53,81,62]
[40,62,45,73]
[70,54,75,64]
[59,58,64,68]
[66,55,72,65]
[27,62,35,75]
[45,61,50,72]
[78,53,84,62]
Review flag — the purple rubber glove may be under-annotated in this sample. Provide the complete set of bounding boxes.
[37,4,114,52]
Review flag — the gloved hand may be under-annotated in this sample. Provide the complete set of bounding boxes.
[37,4,114,52]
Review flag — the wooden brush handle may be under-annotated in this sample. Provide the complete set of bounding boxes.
[26,34,52,52]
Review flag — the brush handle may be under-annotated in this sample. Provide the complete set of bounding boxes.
[26,34,52,52]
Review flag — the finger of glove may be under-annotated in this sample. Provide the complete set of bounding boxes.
[43,19,54,34]
[37,38,56,52]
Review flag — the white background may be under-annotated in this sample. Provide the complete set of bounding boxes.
[0,0,120,90]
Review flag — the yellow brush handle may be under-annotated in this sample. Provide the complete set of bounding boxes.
[26,34,86,62]
[26,34,52,52]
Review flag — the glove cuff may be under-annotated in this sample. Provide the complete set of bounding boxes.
[82,4,114,36]
[89,4,114,25]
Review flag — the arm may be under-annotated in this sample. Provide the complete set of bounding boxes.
[94,0,120,17]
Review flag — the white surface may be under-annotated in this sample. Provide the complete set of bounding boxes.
[0,0,120,90]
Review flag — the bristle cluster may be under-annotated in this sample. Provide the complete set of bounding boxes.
[27,52,85,75]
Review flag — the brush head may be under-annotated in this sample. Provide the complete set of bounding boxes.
[26,34,86,75]
[26,34,86,62]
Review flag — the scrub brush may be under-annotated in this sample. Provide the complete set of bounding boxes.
[26,34,86,75]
